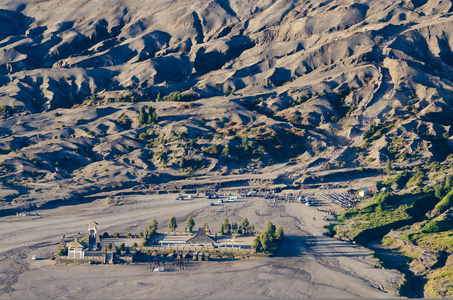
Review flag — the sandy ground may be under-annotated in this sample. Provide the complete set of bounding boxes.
[0,192,402,299]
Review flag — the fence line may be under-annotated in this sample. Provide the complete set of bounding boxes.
[143,245,256,253]
[156,231,194,236]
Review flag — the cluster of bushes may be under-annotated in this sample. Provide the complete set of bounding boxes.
[432,189,453,217]
[252,222,284,253]
[179,158,207,172]
[146,218,158,240]
[362,122,395,148]
[57,248,68,256]
[130,218,159,248]
[220,217,255,235]
[420,216,453,234]
[224,128,306,163]
[256,128,305,161]
[202,144,221,157]
[138,105,158,125]
[0,164,13,174]
[387,136,408,157]
[377,168,426,190]
[115,115,132,130]
[240,97,264,111]
[434,175,453,200]
[231,135,264,161]
[167,215,196,233]
[0,105,21,116]
[406,168,425,188]
[330,88,355,121]
[137,127,157,143]
[157,92,196,102]
[224,86,236,96]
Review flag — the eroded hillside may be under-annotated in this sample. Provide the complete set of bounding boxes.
[2,0,453,211]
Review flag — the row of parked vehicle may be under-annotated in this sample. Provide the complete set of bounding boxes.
[298,196,314,206]
[321,192,356,208]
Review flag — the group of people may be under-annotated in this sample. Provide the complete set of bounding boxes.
[319,184,348,190]
[16,211,38,217]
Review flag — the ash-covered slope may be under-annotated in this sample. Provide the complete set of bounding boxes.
[1,0,453,111]
[2,0,453,210]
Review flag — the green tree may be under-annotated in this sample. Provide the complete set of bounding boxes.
[222,147,230,155]
[222,218,231,235]
[250,225,255,233]
[240,217,250,234]
[259,231,273,251]
[138,105,147,125]
[180,157,186,168]
[168,216,177,231]
[148,106,158,124]
[186,215,195,232]
[252,235,261,251]
[386,159,392,175]
[126,232,131,238]
[119,242,125,251]
[202,221,208,230]
[139,231,144,238]
[220,223,225,235]
[265,221,276,237]
[113,232,119,238]
[446,175,453,189]
[150,218,158,230]
[232,222,238,233]
[435,181,446,199]
[275,226,284,241]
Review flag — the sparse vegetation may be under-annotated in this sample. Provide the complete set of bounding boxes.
[335,190,438,245]
[115,115,132,129]
[162,91,196,102]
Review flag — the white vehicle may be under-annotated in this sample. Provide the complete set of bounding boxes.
[153,267,164,272]
[305,201,312,206]
[31,255,37,260]
[226,198,235,202]
[218,199,224,203]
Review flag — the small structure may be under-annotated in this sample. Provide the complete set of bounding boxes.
[358,188,370,198]
[58,236,66,251]
[186,228,216,247]
[88,219,98,237]
[67,238,85,259]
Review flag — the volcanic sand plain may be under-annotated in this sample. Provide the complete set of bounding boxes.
[0,190,403,299]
